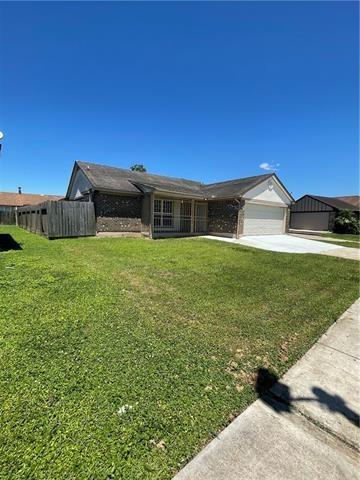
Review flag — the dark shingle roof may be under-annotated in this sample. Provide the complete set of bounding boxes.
[202,173,274,198]
[309,195,359,211]
[75,161,288,199]
[77,161,203,196]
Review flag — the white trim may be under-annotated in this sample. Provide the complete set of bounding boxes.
[245,199,288,208]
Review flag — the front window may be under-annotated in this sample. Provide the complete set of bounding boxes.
[154,199,174,229]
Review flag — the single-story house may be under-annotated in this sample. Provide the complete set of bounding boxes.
[65,161,293,239]
[290,194,360,231]
[0,189,63,207]
[335,196,360,210]
[0,189,63,225]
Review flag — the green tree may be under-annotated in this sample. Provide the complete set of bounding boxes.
[130,164,147,172]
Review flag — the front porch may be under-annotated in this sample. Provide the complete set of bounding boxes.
[152,197,208,238]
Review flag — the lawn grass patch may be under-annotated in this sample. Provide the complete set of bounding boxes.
[0,226,359,479]
[319,240,360,249]
[319,232,360,242]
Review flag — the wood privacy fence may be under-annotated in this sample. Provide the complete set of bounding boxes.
[17,201,96,239]
[0,206,16,225]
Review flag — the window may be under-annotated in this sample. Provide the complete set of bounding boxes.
[154,199,174,229]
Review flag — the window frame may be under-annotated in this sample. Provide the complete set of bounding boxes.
[153,199,175,229]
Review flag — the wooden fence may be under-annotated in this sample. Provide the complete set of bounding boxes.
[17,201,96,239]
[0,206,16,225]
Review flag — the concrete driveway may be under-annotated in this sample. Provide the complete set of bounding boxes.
[204,234,359,259]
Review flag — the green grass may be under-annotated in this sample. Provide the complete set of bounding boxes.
[319,240,360,249]
[319,232,360,242]
[0,226,359,480]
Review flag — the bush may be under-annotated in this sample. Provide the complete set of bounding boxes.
[334,210,360,235]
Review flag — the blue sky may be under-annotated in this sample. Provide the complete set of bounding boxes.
[0,1,358,198]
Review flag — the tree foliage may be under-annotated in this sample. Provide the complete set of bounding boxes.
[130,164,147,172]
[334,210,360,235]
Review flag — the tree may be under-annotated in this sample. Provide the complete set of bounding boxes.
[334,210,360,235]
[130,164,147,172]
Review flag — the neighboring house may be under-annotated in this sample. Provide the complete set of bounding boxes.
[335,196,360,210]
[66,161,293,238]
[290,195,360,231]
[0,190,63,207]
[0,189,62,225]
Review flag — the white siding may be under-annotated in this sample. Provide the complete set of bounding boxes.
[68,170,92,200]
[243,203,285,235]
[243,177,291,206]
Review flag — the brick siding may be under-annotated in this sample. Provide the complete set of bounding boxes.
[94,193,142,232]
[208,200,240,236]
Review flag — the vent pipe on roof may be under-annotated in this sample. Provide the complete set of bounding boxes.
[18,187,22,194]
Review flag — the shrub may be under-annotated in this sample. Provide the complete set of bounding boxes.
[334,210,360,235]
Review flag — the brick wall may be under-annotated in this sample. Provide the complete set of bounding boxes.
[208,200,240,236]
[94,193,142,232]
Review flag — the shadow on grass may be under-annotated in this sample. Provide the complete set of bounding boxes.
[0,234,22,252]
[255,367,359,427]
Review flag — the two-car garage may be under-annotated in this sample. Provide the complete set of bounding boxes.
[240,177,292,235]
[243,203,286,235]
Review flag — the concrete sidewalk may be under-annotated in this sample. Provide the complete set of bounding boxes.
[174,299,360,480]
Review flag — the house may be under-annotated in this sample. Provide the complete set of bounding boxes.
[0,189,63,225]
[335,196,360,210]
[0,189,63,207]
[65,161,294,238]
[290,195,360,232]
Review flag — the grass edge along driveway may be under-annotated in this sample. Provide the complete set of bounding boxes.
[0,226,359,480]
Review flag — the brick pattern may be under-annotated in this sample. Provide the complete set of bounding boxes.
[208,200,239,236]
[94,193,142,232]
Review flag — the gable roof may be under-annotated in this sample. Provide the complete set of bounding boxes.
[308,195,359,211]
[70,161,291,200]
[202,173,274,198]
[76,161,203,197]
[0,192,62,207]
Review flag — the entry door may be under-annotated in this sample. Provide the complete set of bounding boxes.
[195,202,207,232]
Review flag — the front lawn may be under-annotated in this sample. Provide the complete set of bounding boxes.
[320,232,360,242]
[0,226,359,479]
[319,240,360,249]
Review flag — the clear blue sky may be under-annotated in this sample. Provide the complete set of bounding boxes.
[0,1,358,198]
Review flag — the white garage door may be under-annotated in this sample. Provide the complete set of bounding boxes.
[244,203,285,235]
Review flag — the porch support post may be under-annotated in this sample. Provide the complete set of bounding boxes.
[149,193,154,239]
[191,199,195,233]
[236,199,245,238]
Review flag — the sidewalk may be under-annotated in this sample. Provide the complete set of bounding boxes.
[174,299,360,480]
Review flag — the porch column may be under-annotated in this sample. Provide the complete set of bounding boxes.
[191,199,195,233]
[236,199,245,238]
[150,193,154,239]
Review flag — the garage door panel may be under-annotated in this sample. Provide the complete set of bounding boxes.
[244,204,285,235]
[290,212,330,231]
